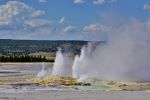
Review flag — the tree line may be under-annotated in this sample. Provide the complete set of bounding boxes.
[0,39,88,54]
[0,55,54,62]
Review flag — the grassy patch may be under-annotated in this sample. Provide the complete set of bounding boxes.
[29,52,56,60]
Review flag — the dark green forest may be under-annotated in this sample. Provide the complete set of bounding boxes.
[0,39,89,62]
[0,39,102,62]
[0,39,88,54]
[0,55,54,62]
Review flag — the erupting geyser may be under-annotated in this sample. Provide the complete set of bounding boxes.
[72,22,150,82]
[52,49,74,77]
[72,43,95,80]
[37,62,48,78]
[37,20,150,82]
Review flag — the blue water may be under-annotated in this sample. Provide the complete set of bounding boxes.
[76,83,111,91]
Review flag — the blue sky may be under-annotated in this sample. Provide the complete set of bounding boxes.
[0,0,150,40]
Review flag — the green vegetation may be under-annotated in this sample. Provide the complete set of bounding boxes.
[0,39,88,55]
[0,39,89,62]
[0,55,54,62]
[29,52,55,62]
[0,39,103,62]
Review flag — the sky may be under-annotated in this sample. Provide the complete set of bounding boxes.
[0,0,150,40]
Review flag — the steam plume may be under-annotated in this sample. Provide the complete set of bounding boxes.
[52,49,74,77]
[72,19,150,82]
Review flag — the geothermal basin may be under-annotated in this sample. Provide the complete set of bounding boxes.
[1,43,150,92]
[0,62,150,94]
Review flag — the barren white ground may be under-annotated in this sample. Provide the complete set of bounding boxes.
[0,91,150,100]
[0,63,150,100]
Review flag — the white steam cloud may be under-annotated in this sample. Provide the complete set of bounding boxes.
[37,6,150,82]
[52,49,74,77]
[73,18,150,82]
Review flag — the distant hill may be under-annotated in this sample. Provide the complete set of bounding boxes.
[0,39,90,54]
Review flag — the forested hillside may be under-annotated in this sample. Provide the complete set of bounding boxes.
[0,39,103,62]
[0,39,88,54]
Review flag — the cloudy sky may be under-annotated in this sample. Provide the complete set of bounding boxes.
[0,0,150,40]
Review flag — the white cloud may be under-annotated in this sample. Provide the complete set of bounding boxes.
[83,24,110,33]
[0,1,82,38]
[39,0,48,3]
[30,10,45,17]
[0,1,45,26]
[73,0,117,5]
[74,0,85,4]
[93,0,105,5]
[0,1,54,39]
[144,3,150,10]
[63,26,78,33]
[93,0,117,5]
[59,17,65,24]
[24,19,51,28]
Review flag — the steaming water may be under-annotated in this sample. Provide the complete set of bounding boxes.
[52,49,74,77]
[37,19,150,82]
[72,46,90,79]
[72,22,150,82]
[37,38,150,82]
[37,62,48,78]
[73,40,150,82]
[72,43,99,82]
